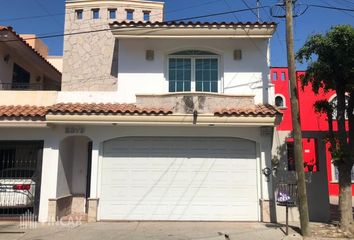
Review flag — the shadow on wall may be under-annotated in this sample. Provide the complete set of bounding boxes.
[272,131,331,223]
[111,39,119,78]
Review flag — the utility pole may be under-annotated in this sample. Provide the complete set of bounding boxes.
[256,0,260,21]
[285,0,311,237]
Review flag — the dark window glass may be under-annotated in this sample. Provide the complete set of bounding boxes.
[168,58,191,92]
[92,9,100,19]
[195,58,218,92]
[143,11,150,21]
[12,63,30,89]
[109,9,116,19]
[75,9,83,20]
[275,96,284,107]
[126,10,134,20]
[287,142,295,171]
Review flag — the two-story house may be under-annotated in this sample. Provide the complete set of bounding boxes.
[0,0,280,223]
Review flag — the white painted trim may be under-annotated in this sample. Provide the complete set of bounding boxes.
[166,52,222,93]
[97,142,103,221]
[46,115,277,126]
[275,94,286,108]
[256,142,261,222]
[115,35,274,39]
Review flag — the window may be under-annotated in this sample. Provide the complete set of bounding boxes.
[275,95,285,108]
[281,72,286,81]
[168,50,219,93]
[287,142,295,171]
[92,9,100,19]
[143,11,150,21]
[333,165,354,182]
[12,63,30,89]
[75,9,83,20]
[126,9,134,20]
[108,9,116,19]
[330,96,350,119]
[272,72,278,81]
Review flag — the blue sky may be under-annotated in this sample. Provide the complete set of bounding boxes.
[0,0,353,69]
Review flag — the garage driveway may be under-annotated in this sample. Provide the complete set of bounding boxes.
[0,222,301,240]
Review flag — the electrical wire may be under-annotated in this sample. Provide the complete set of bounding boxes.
[0,5,273,43]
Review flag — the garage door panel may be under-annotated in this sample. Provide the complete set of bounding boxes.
[100,137,258,221]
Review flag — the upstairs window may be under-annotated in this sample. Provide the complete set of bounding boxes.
[168,50,219,93]
[92,9,100,19]
[275,95,285,108]
[108,9,116,19]
[75,9,83,20]
[281,72,286,81]
[12,63,30,89]
[272,72,278,81]
[126,9,134,20]
[330,95,350,119]
[143,11,151,21]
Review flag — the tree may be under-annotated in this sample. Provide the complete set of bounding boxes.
[296,25,354,233]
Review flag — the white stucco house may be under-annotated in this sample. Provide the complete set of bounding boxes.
[0,0,282,223]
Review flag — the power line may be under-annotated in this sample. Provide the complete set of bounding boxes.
[323,0,354,18]
[0,5,274,43]
[307,4,354,12]
[0,0,221,23]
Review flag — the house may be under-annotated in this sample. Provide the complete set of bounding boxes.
[0,0,282,223]
[0,27,61,91]
[271,67,352,222]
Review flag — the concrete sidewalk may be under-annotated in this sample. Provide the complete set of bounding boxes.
[0,222,303,240]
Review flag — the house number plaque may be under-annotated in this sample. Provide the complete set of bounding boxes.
[65,126,85,134]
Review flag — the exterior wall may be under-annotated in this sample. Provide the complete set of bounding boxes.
[271,67,353,197]
[0,44,48,89]
[117,38,270,104]
[19,34,49,58]
[47,56,63,73]
[0,124,273,222]
[62,0,164,91]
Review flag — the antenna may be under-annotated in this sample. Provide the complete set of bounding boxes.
[256,0,260,21]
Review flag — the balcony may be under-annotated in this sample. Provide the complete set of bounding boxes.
[136,92,255,114]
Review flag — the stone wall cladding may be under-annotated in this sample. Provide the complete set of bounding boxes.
[136,93,255,114]
[62,1,164,91]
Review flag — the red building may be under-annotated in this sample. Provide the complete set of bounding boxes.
[271,67,353,196]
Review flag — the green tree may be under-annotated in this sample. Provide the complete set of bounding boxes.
[296,25,354,233]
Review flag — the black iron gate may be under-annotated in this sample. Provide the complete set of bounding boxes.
[0,141,43,217]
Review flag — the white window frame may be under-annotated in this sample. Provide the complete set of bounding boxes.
[167,54,222,93]
[331,163,354,183]
[275,94,286,108]
[329,94,351,120]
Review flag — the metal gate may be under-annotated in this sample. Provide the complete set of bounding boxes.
[0,141,43,217]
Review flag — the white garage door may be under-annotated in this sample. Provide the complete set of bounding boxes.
[100,137,258,221]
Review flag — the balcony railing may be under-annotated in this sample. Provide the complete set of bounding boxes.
[0,83,61,91]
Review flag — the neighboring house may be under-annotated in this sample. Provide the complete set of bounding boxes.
[0,27,61,90]
[271,67,352,221]
[0,0,283,223]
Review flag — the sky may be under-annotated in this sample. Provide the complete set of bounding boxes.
[0,0,353,69]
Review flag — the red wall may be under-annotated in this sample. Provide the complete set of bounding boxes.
[271,67,352,196]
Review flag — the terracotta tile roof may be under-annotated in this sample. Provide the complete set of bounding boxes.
[0,26,61,75]
[214,104,281,117]
[0,105,47,119]
[109,21,276,28]
[48,103,173,115]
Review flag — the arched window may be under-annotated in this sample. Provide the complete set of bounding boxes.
[330,95,350,119]
[275,95,285,108]
[168,50,219,93]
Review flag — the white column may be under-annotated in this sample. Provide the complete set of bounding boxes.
[89,141,100,198]
[38,138,60,222]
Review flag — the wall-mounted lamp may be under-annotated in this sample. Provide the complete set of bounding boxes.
[233,49,242,60]
[146,50,154,61]
[3,54,10,63]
